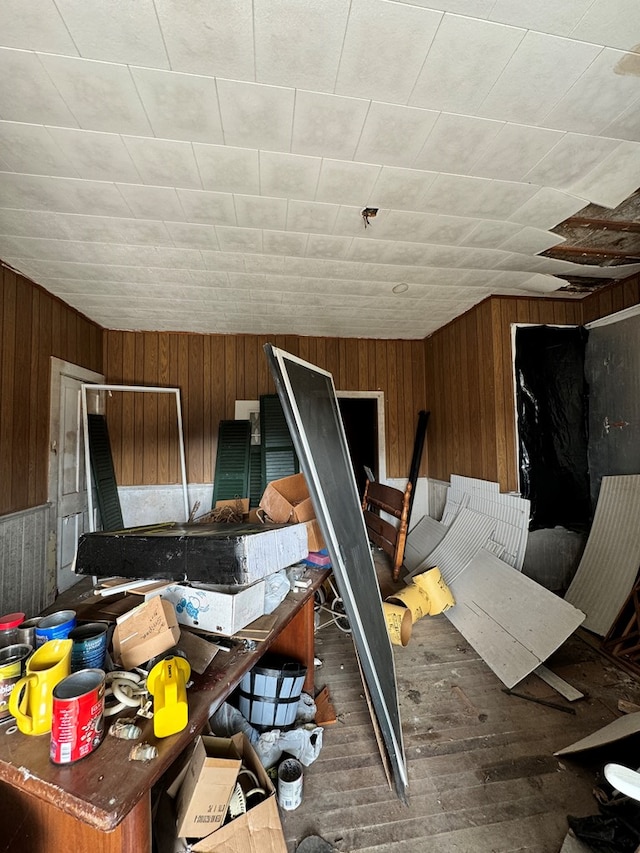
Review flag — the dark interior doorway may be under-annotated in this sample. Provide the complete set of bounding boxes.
[338,397,378,500]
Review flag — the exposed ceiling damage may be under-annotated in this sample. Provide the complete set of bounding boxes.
[1,1,640,339]
[549,186,640,292]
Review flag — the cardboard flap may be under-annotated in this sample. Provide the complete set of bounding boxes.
[192,797,286,853]
[112,596,180,669]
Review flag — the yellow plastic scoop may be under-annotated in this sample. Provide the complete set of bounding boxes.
[146,654,191,738]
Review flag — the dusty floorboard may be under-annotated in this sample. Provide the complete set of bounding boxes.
[281,558,640,853]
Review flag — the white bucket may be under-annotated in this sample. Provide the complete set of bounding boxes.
[277,757,303,810]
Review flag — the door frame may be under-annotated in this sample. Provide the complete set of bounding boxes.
[48,358,104,589]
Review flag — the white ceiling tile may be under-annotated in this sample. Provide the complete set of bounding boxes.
[165,222,219,250]
[370,166,438,211]
[461,220,523,249]
[154,0,254,79]
[568,141,640,207]
[0,207,70,238]
[201,251,246,272]
[122,136,201,189]
[46,127,141,182]
[571,0,640,51]
[0,1,79,53]
[474,179,541,218]
[0,49,79,126]
[336,0,441,103]
[509,187,587,228]
[315,159,380,206]
[176,189,237,225]
[410,15,525,114]
[234,195,288,231]
[153,247,204,269]
[488,0,595,37]
[286,199,340,234]
[292,90,369,160]
[413,113,504,173]
[118,219,174,246]
[37,54,152,135]
[217,80,294,152]
[63,180,136,217]
[498,226,566,254]
[55,0,169,67]
[0,122,78,177]
[215,227,264,254]
[130,67,223,144]
[259,151,321,200]
[254,0,348,91]
[601,96,640,143]
[373,209,474,245]
[543,49,640,135]
[477,32,602,125]
[470,123,565,180]
[54,213,130,242]
[523,132,619,188]
[117,183,185,220]
[356,102,439,168]
[421,174,493,217]
[243,253,285,275]
[305,234,352,259]
[262,230,309,257]
[194,144,259,194]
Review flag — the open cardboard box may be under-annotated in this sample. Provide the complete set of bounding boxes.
[160,579,266,636]
[112,595,180,669]
[178,732,286,853]
[260,473,325,550]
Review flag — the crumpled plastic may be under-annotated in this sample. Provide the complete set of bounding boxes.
[255,725,323,769]
[263,569,291,614]
[208,697,323,768]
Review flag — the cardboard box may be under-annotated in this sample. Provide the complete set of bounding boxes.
[112,595,180,669]
[161,579,266,636]
[305,519,325,552]
[259,473,316,524]
[191,732,286,853]
[175,735,242,839]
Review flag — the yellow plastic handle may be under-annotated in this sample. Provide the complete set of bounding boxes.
[8,674,36,734]
[147,656,191,739]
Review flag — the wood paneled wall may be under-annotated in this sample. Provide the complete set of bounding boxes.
[0,265,103,515]
[103,331,428,484]
[425,276,640,493]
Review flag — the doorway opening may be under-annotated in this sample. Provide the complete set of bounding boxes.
[338,397,378,500]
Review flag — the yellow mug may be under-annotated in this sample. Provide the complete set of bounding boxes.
[9,639,72,735]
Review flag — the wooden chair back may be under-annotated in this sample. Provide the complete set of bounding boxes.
[361,480,412,582]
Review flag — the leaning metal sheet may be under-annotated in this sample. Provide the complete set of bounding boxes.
[265,344,408,803]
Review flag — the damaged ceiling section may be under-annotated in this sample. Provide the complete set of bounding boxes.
[550,186,640,293]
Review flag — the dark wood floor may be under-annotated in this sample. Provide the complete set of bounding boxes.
[280,559,640,852]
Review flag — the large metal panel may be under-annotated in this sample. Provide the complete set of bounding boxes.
[264,344,408,803]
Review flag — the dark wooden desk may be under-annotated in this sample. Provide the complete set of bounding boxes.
[0,568,329,853]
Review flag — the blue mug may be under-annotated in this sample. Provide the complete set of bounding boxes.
[35,610,77,647]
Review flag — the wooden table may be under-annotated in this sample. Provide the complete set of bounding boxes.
[0,568,329,853]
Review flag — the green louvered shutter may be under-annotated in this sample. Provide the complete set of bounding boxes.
[260,394,299,491]
[248,444,263,508]
[211,420,251,507]
[87,413,124,531]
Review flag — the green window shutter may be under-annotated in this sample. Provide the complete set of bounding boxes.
[212,420,251,507]
[260,394,299,491]
[87,413,124,531]
[248,444,263,508]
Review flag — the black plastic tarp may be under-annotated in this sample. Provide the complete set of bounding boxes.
[515,325,591,531]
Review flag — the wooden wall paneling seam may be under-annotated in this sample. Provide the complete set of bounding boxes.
[202,334,213,484]
[143,333,159,485]
[386,341,400,477]
[188,334,205,484]
[157,334,171,484]
[13,274,33,510]
[0,269,17,513]
[209,334,226,486]
[36,291,54,505]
